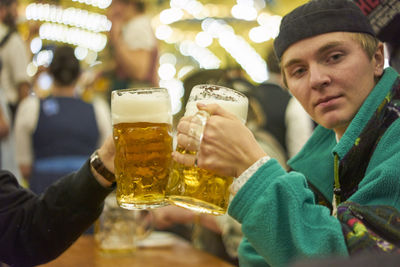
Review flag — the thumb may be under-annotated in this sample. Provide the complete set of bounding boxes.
[196,103,237,120]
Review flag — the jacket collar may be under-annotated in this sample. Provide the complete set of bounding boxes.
[334,67,399,159]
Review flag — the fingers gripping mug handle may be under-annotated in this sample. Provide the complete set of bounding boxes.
[185,110,210,165]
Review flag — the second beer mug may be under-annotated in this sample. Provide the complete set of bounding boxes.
[94,192,154,255]
[166,84,248,215]
[111,88,173,209]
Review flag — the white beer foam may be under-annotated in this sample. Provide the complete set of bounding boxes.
[112,91,172,125]
[185,98,248,123]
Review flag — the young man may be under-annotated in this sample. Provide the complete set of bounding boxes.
[0,136,115,266]
[173,0,400,266]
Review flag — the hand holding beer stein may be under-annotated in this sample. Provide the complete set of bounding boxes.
[111,88,173,209]
[166,84,249,215]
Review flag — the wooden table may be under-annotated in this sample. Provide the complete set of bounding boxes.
[39,234,234,267]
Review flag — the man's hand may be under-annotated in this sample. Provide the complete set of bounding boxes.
[173,103,267,178]
[91,135,115,187]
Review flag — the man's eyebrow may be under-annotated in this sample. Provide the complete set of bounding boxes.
[282,59,302,70]
[316,41,343,55]
[282,41,344,69]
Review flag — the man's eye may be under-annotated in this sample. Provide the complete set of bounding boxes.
[292,68,306,77]
[328,53,343,62]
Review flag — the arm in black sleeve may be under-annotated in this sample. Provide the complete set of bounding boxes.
[0,160,114,266]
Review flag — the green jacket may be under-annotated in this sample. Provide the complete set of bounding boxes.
[228,67,400,267]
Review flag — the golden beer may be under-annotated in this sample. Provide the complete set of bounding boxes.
[112,88,172,209]
[166,85,248,215]
[167,147,234,215]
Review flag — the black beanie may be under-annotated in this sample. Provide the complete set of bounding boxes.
[274,0,376,60]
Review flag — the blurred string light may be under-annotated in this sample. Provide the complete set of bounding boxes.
[72,0,112,9]
[23,0,107,92]
[157,40,220,114]
[158,63,176,80]
[159,7,184,25]
[155,1,271,83]
[154,0,281,113]
[30,37,42,54]
[170,0,204,19]
[231,0,258,21]
[25,2,108,78]
[202,18,268,83]
[160,78,184,115]
[177,65,195,79]
[25,3,108,57]
[195,31,212,47]
[219,32,268,82]
[249,12,281,43]
[74,46,88,60]
[34,49,53,67]
[158,53,184,114]
[160,53,177,65]
[26,4,111,33]
[26,62,38,77]
[153,2,222,114]
[155,24,173,41]
[37,72,53,91]
[179,40,220,69]
[84,49,99,66]
[39,23,107,52]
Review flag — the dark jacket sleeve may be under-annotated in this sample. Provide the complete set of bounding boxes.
[0,160,114,267]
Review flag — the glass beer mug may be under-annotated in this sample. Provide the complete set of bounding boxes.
[111,88,173,209]
[95,192,153,255]
[166,84,248,215]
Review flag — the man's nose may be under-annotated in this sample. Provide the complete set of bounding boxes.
[309,64,331,90]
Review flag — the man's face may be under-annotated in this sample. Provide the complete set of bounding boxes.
[281,32,384,137]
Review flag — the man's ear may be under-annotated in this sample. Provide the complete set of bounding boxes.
[373,42,385,77]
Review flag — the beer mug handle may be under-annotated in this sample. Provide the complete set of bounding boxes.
[186,110,210,162]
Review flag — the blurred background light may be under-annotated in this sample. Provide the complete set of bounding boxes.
[72,0,112,9]
[74,46,88,61]
[155,25,173,40]
[39,23,107,52]
[195,31,212,47]
[37,72,53,91]
[30,37,42,54]
[160,53,178,65]
[26,4,111,33]
[19,0,310,115]
[158,63,177,80]
[231,1,258,21]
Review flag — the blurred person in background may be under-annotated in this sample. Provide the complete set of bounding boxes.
[107,0,158,93]
[255,48,314,159]
[0,135,116,266]
[0,0,31,122]
[0,88,22,184]
[14,45,111,194]
[0,104,8,142]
